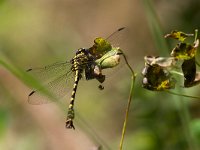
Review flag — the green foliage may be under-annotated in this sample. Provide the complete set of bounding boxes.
[0,108,9,138]
[190,119,200,144]
[142,0,169,56]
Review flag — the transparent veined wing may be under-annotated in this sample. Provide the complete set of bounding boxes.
[26,61,71,83]
[106,27,129,48]
[100,27,128,75]
[27,61,75,105]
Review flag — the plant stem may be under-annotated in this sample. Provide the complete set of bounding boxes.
[166,90,200,100]
[171,70,184,76]
[119,53,136,150]
[194,29,198,42]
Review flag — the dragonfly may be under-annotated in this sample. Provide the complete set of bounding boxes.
[27,27,125,129]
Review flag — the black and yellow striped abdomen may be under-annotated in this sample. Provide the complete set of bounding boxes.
[66,48,93,129]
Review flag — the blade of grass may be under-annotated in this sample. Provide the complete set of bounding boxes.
[0,58,57,101]
[142,0,169,56]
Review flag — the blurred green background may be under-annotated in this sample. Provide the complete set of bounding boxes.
[1,0,200,150]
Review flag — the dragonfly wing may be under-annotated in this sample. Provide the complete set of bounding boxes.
[28,71,74,104]
[27,61,71,83]
[27,61,75,105]
[106,27,128,48]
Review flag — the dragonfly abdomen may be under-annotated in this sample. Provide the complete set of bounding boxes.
[66,48,90,129]
[66,69,80,129]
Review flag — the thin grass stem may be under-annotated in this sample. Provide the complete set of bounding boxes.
[119,52,136,150]
[166,90,200,100]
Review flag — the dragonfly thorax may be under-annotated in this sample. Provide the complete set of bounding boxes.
[70,48,94,72]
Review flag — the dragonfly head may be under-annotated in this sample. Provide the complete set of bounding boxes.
[88,37,112,59]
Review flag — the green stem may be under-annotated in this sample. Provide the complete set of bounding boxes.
[119,53,136,150]
[194,29,198,42]
[166,90,200,100]
[171,70,184,76]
